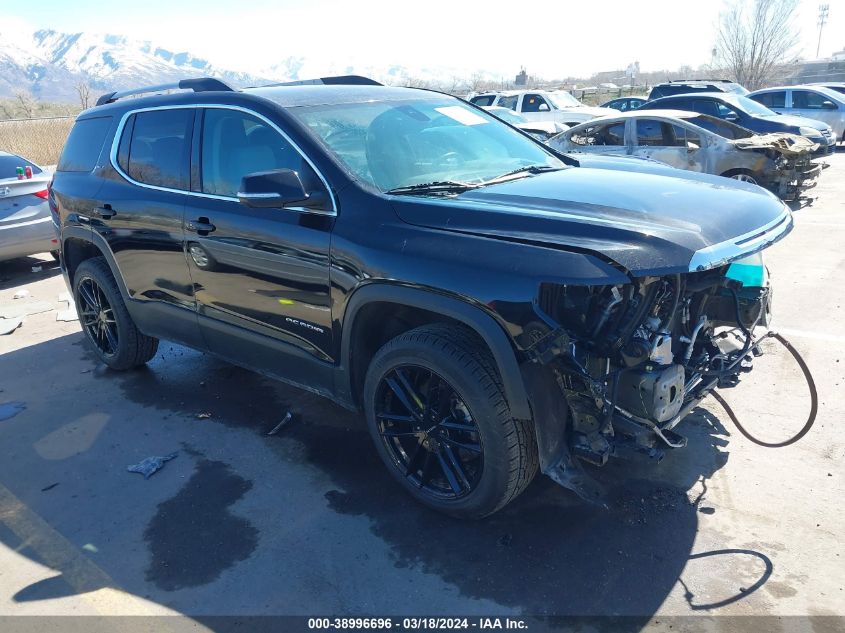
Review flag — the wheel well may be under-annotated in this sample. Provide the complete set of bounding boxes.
[348,301,467,407]
[720,168,755,178]
[63,238,103,284]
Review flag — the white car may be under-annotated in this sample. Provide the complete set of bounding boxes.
[468,90,617,126]
[481,106,568,140]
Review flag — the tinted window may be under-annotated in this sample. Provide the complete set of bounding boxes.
[570,122,626,146]
[470,95,496,107]
[57,116,112,172]
[521,94,550,113]
[497,95,518,110]
[715,102,740,121]
[751,91,785,109]
[0,155,42,179]
[689,99,720,117]
[201,109,305,197]
[792,90,833,109]
[636,120,666,146]
[123,109,193,189]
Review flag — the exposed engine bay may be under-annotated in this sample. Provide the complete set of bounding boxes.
[530,256,777,495]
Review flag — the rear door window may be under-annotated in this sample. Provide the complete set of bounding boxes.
[689,99,720,117]
[751,91,786,109]
[57,116,113,172]
[635,119,667,146]
[118,109,193,190]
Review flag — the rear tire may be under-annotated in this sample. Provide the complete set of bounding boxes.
[363,324,538,518]
[73,257,159,370]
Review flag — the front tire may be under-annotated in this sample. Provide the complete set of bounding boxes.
[73,257,159,370]
[363,324,538,518]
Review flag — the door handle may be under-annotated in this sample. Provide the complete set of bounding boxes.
[92,205,116,219]
[186,217,216,235]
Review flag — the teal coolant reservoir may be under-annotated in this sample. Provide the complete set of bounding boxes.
[726,252,766,288]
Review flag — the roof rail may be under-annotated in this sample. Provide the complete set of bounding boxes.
[264,75,383,87]
[95,77,235,107]
[668,78,733,83]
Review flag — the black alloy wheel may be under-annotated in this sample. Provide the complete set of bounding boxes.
[364,324,539,518]
[77,276,119,356]
[374,365,484,499]
[73,257,159,370]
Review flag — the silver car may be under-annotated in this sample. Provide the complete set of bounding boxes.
[0,152,56,263]
[748,85,845,144]
[549,109,822,200]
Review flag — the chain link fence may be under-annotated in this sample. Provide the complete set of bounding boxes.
[0,116,75,166]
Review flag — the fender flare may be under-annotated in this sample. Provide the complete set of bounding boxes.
[339,284,531,419]
[62,226,132,301]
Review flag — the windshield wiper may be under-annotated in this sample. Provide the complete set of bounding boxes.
[385,181,480,196]
[482,165,563,185]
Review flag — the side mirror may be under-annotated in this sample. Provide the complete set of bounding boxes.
[822,100,838,110]
[538,103,550,112]
[238,169,310,209]
[686,141,699,151]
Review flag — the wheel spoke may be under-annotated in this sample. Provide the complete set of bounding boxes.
[439,417,476,432]
[385,371,424,420]
[441,436,482,453]
[376,413,415,425]
[78,283,97,310]
[436,450,463,494]
[442,444,471,490]
[102,323,118,353]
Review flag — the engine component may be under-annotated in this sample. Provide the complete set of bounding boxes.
[649,332,674,365]
[616,364,685,423]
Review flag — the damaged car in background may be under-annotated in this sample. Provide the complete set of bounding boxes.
[482,105,569,140]
[549,110,822,200]
[53,78,795,518]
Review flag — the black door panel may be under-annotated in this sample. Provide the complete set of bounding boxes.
[186,106,335,373]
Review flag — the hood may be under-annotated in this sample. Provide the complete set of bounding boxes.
[562,106,617,117]
[567,153,683,176]
[732,133,819,156]
[517,121,565,135]
[759,113,829,133]
[390,168,792,276]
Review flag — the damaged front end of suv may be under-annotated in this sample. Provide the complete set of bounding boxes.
[514,210,791,502]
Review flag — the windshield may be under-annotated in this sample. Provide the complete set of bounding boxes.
[732,95,777,116]
[548,91,582,108]
[290,97,564,192]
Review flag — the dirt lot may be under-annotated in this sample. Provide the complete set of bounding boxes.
[0,156,843,631]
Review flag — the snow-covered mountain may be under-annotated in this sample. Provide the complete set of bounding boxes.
[0,29,500,103]
[0,29,276,102]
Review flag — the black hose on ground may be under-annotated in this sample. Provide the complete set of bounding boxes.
[710,331,818,448]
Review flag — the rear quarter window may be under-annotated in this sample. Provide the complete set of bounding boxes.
[57,116,113,172]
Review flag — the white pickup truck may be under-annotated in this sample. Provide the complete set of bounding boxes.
[468,89,617,127]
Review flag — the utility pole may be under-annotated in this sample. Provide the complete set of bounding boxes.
[817,3,829,59]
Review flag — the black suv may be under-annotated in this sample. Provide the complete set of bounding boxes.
[647,79,748,100]
[52,76,792,518]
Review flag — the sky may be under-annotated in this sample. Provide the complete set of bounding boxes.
[2,0,843,79]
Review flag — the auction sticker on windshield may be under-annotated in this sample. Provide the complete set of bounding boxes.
[435,106,488,126]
